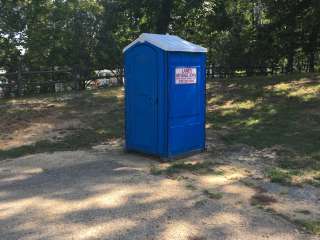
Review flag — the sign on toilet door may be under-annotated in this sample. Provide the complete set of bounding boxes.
[175,67,197,84]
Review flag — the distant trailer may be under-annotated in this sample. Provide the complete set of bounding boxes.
[123,33,207,159]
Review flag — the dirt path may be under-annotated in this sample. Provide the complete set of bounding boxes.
[0,144,318,240]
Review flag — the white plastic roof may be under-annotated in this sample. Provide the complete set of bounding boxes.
[123,33,207,53]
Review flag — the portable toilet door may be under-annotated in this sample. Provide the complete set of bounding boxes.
[123,33,207,158]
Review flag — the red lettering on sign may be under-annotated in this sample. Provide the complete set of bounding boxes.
[175,67,197,84]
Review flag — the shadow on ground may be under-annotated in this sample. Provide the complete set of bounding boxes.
[0,87,124,160]
[0,150,315,240]
[206,73,320,169]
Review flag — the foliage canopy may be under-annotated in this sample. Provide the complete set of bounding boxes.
[0,0,319,75]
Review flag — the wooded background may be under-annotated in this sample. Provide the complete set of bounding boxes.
[0,0,319,96]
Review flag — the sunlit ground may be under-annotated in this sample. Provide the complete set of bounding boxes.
[0,74,320,239]
[206,73,320,183]
[0,150,315,240]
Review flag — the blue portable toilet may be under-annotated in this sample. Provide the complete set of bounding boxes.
[123,33,207,158]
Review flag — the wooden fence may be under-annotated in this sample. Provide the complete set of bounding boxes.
[206,65,286,79]
[0,67,123,98]
[0,64,314,98]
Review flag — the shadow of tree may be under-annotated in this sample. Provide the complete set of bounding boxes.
[206,74,320,168]
[0,87,124,160]
[0,151,309,239]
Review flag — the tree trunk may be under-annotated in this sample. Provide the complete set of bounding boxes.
[73,65,80,90]
[17,58,23,97]
[79,79,86,90]
[286,50,294,73]
[307,28,318,73]
[308,51,315,72]
[155,0,173,34]
[116,68,124,86]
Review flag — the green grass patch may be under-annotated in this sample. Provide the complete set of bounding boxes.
[265,167,298,185]
[203,189,223,200]
[0,140,68,160]
[207,73,320,176]
[150,165,163,175]
[185,182,197,190]
[0,87,124,160]
[150,161,219,176]
[295,220,320,235]
[0,128,112,160]
[278,155,320,171]
[240,179,259,188]
[265,167,320,187]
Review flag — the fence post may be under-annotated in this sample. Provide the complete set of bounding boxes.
[51,66,55,82]
[17,57,22,97]
[51,66,55,93]
[117,68,124,86]
[72,65,80,90]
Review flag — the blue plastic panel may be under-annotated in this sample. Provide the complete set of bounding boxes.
[124,41,206,158]
[125,44,159,154]
[167,52,206,156]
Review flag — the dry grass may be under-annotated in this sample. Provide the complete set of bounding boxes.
[207,73,320,183]
[0,87,124,160]
[250,193,277,206]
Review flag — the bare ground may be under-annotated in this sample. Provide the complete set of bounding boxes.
[1,75,320,239]
[0,140,319,240]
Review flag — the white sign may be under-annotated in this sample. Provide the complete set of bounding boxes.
[175,67,197,84]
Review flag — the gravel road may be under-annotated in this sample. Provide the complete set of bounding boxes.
[0,148,318,240]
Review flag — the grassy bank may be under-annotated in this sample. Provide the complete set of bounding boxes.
[0,73,319,175]
[206,73,320,184]
[0,87,124,159]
